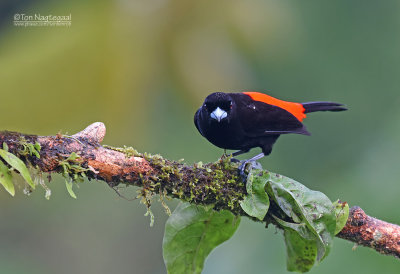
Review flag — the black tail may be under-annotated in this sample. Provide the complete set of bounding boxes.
[302,101,347,113]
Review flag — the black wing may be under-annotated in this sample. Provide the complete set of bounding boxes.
[229,93,310,137]
[194,108,205,137]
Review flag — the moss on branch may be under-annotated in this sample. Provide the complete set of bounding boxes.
[0,122,399,260]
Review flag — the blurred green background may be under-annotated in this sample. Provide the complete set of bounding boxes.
[1,0,400,273]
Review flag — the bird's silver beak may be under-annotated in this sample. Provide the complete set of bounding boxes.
[210,107,227,122]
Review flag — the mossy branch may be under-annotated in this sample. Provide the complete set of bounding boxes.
[0,122,399,259]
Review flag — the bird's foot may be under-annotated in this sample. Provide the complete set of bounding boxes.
[236,152,265,181]
[238,160,262,181]
[230,157,240,163]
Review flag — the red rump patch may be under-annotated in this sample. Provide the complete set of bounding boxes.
[243,92,306,122]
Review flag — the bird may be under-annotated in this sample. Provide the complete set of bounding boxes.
[194,91,347,176]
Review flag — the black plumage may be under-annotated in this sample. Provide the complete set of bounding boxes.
[194,92,346,171]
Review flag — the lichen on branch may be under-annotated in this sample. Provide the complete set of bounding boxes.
[0,122,399,260]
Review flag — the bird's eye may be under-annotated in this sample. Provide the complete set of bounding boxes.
[203,103,207,108]
[230,102,233,109]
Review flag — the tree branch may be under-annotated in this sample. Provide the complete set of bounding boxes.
[1,123,399,259]
[337,206,400,258]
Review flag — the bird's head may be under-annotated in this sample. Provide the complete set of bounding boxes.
[202,92,234,123]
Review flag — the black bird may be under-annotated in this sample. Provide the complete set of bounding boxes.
[194,91,346,175]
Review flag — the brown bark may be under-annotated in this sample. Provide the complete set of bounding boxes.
[0,123,152,186]
[337,206,400,258]
[0,123,399,259]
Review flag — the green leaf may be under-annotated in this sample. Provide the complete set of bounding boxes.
[265,172,336,269]
[66,152,80,161]
[65,180,77,199]
[0,160,15,196]
[29,142,41,159]
[240,171,269,220]
[273,215,315,240]
[0,149,35,189]
[272,215,318,272]
[163,202,240,274]
[284,228,318,273]
[34,142,41,152]
[333,200,349,235]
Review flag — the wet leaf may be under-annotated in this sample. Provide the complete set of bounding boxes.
[163,203,240,274]
[284,227,318,273]
[265,173,336,262]
[261,172,336,272]
[240,171,269,220]
[66,152,80,161]
[0,148,35,189]
[65,180,77,199]
[0,160,14,196]
[333,200,349,235]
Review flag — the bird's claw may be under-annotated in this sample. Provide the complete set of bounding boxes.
[238,160,262,181]
[230,158,240,163]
